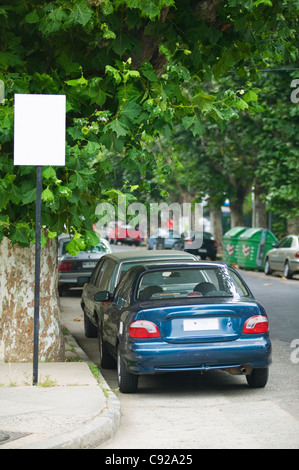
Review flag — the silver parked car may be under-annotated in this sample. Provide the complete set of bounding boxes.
[58,236,112,295]
[264,235,299,279]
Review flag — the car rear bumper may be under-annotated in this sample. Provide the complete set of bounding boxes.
[58,271,92,286]
[122,335,272,374]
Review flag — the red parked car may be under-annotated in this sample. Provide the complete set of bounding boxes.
[107,222,143,246]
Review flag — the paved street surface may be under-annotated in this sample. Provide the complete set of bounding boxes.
[62,246,299,449]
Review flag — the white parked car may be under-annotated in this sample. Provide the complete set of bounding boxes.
[264,235,299,279]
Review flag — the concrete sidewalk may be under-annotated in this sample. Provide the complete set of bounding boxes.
[0,333,120,449]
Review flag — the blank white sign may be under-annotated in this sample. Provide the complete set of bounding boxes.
[14,94,66,166]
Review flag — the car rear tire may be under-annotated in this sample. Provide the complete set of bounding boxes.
[117,347,138,393]
[83,311,98,338]
[246,367,269,388]
[283,261,293,279]
[98,328,115,369]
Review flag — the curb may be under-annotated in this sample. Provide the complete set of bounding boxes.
[20,331,121,449]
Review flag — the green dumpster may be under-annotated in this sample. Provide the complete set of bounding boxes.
[222,227,248,265]
[236,228,278,270]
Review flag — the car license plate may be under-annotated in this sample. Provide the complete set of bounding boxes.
[83,262,96,268]
[183,318,219,331]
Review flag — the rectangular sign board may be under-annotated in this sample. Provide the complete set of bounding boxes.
[14,94,66,166]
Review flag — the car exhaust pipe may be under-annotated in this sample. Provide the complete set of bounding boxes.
[224,365,252,376]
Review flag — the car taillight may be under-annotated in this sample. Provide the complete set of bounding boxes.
[243,315,269,334]
[129,320,161,339]
[295,252,299,258]
[58,261,73,271]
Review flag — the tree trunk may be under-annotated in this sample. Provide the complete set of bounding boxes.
[229,200,244,227]
[0,237,64,362]
[209,203,223,252]
[253,179,267,228]
[287,216,299,234]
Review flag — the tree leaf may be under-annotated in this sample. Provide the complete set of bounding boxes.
[57,186,72,197]
[120,101,142,123]
[192,90,215,113]
[84,230,99,247]
[66,236,86,256]
[141,2,160,19]
[22,188,36,205]
[254,0,272,6]
[69,0,93,26]
[104,119,129,137]
[42,166,57,181]
[112,32,132,56]
[25,10,39,24]
[41,187,54,202]
[243,90,259,103]
[234,98,249,110]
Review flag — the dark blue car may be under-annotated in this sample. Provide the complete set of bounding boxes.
[94,261,272,393]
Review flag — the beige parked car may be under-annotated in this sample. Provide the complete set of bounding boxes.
[264,235,299,279]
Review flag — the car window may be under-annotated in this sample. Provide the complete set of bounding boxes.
[61,240,70,255]
[117,259,196,284]
[90,259,104,285]
[113,270,136,308]
[277,238,285,248]
[86,242,110,253]
[60,240,109,256]
[226,269,250,297]
[278,237,291,248]
[95,259,115,289]
[136,267,250,301]
[284,238,293,248]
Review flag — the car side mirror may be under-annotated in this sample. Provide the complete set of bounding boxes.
[94,291,110,302]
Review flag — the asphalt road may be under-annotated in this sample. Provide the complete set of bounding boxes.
[62,246,299,449]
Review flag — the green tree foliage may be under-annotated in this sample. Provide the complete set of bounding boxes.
[250,72,299,219]
[148,69,299,225]
[0,0,298,252]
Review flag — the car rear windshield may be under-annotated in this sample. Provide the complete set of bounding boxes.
[136,267,250,301]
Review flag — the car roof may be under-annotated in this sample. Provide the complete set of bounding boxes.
[100,250,198,263]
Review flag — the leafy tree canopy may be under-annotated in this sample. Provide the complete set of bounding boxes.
[0,0,298,253]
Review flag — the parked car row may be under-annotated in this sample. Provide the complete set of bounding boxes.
[147,229,218,261]
[58,229,299,300]
[78,250,271,393]
[102,222,218,260]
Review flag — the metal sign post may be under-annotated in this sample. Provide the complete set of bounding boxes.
[33,165,42,385]
[14,94,66,385]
